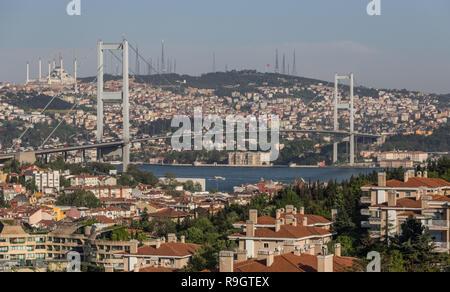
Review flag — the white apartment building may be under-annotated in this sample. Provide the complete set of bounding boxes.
[34,170,60,192]
[378,151,428,163]
[23,166,60,192]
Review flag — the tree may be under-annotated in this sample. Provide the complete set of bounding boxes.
[25,179,38,193]
[56,190,101,208]
[387,250,407,272]
[390,216,443,272]
[0,194,11,209]
[147,217,177,237]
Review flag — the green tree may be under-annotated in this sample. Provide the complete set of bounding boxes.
[56,190,101,208]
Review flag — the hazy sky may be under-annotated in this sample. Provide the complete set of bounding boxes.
[1,0,449,93]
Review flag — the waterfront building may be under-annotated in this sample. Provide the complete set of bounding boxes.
[228,152,271,166]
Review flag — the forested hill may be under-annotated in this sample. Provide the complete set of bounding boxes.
[381,122,450,152]
[79,70,450,102]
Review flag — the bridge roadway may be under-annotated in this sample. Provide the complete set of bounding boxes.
[0,129,382,161]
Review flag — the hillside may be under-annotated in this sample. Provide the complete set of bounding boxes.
[381,122,450,152]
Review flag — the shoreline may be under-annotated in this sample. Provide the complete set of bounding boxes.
[133,162,379,169]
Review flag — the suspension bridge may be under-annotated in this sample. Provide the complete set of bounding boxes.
[0,39,384,169]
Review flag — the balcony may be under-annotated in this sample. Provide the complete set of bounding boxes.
[369,217,382,224]
[361,209,371,216]
[428,220,449,229]
[361,221,371,228]
[361,197,372,204]
[433,242,448,251]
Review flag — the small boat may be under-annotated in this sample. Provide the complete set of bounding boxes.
[214,176,226,181]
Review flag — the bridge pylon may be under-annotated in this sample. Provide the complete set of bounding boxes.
[333,73,355,166]
[97,40,130,172]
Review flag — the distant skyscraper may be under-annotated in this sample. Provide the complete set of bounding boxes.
[292,49,297,76]
[282,54,286,74]
[275,49,279,73]
[174,59,176,74]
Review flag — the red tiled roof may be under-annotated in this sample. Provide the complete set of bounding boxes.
[125,242,200,257]
[364,178,450,189]
[230,224,332,239]
[137,266,176,272]
[236,214,331,226]
[149,208,190,218]
[373,198,422,209]
[233,253,358,272]
[429,195,450,202]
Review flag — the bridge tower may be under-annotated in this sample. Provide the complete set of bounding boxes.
[333,73,355,166]
[97,40,130,171]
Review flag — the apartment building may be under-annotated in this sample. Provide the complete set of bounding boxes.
[218,243,358,272]
[69,175,117,187]
[65,186,132,199]
[0,225,47,263]
[23,166,60,193]
[228,152,271,166]
[0,223,142,270]
[122,234,200,272]
[360,171,450,253]
[228,206,333,258]
[378,151,428,164]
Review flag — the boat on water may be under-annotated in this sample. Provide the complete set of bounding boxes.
[214,176,226,181]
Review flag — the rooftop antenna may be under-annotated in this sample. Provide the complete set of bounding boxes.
[292,49,297,76]
[135,44,140,75]
[161,40,165,74]
[275,49,279,73]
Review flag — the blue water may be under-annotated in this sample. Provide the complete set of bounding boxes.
[137,165,379,192]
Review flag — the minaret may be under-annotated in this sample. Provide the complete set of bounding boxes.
[48,61,51,84]
[59,53,63,80]
[39,58,42,81]
[74,57,78,92]
[174,59,176,74]
[26,62,30,84]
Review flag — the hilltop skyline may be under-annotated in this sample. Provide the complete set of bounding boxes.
[1,0,450,93]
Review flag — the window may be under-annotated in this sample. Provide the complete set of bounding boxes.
[263,243,269,249]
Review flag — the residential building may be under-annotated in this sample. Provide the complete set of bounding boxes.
[218,243,358,272]
[360,171,450,253]
[229,206,333,258]
[228,152,271,166]
[122,234,200,272]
